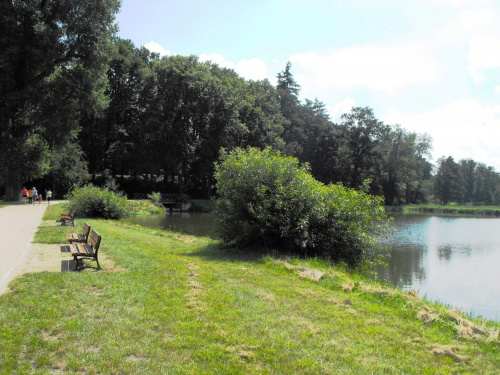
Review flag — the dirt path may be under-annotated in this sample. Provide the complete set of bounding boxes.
[0,203,47,295]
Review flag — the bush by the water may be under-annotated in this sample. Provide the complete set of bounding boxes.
[214,147,390,267]
[66,185,132,219]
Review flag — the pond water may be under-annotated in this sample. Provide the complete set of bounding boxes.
[125,212,500,321]
[377,214,500,321]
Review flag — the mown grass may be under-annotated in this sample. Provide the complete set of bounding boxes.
[1,204,499,374]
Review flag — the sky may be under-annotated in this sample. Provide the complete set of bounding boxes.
[116,0,500,170]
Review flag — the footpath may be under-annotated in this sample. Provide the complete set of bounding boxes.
[0,203,47,295]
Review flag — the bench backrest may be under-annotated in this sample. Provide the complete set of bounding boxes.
[82,222,91,241]
[88,229,101,252]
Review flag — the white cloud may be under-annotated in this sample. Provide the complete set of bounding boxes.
[438,9,497,45]
[382,100,500,170]
[428,0,492,8]
[290,43,443,94]
[330,97,356,122]
[235,58,268,81]
[144,41,175,56]
[467,35,500,83]
[199,54,269,81]
[198,53,235,69]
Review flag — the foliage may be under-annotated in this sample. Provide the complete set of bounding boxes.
[46,141,90,193]
[433,156,500,205]
[66,185,132,219]
[130,199,165,215]
[214,147,390,267]
[0,0,120,200]
[147,191,162,206]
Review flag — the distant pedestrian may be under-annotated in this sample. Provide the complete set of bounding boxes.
[32,187,38,206]
[22,187,28,205]
[38,194,42,205]
[46,189,52,206]
[28,188,33,204]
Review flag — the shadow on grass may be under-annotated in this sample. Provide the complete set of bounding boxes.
[183,242,272,265]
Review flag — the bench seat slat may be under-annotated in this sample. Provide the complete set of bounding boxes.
[66,233,85,242]
[70,243,94,256]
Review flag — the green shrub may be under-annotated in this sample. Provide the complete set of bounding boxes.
[214,147,390,267]
[147,191,162,207]
[66,185,132,219]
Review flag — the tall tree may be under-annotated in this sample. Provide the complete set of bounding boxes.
[473,163,500,204]
[78,37,151,181]
[433,156,464,205]
[379,126,432,205]
[337,107,388,190]
[0,0,120,200]
[276,62,303,156]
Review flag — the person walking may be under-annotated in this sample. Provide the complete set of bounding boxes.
[32,187,38,206]
[46,189,52,206]
[38,193,42,205]
[22,187,28,205]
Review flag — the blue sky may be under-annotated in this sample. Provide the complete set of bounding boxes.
[116,0,500,170]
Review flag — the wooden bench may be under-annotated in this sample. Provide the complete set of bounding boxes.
[60,207,76,227]
[66,222,91,244]
[70,229,102,270]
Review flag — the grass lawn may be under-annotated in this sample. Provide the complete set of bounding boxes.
[0,204,498,374]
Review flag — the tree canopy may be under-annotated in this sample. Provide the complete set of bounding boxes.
[2,13,499,207]
[0,0,120,199]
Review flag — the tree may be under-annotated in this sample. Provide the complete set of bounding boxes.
[473,163,500,204]
[78,38,151,182]
[433,156,464,205]
[337,107,388,190]
[459,159,476,203]
[0,0,120,200]
[276,62,303,156]
[379,126,433,205]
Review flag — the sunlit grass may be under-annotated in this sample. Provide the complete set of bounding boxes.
[0,204,498,373]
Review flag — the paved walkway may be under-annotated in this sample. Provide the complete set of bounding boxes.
[0,203,47,295]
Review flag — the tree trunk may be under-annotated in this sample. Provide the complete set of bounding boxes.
[5,166,21,201]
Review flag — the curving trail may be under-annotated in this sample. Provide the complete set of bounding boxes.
[0,203,47,295]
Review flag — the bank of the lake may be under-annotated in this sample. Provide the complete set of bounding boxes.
[0,204,498,374]
[386,204,500,216]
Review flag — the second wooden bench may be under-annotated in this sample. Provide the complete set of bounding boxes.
[70,228,102,270]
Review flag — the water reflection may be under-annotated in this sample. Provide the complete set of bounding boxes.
[125,212,218,239]
[377,214,500,320]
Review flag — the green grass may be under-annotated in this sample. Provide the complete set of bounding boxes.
[1,204,499,374]
[387,204,500,216]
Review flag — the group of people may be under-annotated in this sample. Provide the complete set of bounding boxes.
[21,187,52,206]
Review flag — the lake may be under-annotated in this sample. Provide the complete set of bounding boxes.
[125,212,500,321]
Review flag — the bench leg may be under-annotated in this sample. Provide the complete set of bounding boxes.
[95,256,101,270]
[73,256,79,270]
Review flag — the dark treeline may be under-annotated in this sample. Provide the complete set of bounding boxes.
[1,0,499,205]
[75,40,437,204]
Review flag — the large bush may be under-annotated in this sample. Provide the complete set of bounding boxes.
[214,147,390,267]
[66,185,132,219]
